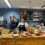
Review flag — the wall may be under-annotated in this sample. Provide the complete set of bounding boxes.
[3,11,20,22]
[0,8,20,25]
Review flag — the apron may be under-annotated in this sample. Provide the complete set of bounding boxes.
[18,24,26,32]
[10,22,17,30]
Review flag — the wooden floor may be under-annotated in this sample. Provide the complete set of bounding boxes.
[0,37,45,45]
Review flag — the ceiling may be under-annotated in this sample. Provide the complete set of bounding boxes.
[0,0,8,8]
[0,0,45,8]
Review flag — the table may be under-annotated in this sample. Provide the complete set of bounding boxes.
[0,37,45,45]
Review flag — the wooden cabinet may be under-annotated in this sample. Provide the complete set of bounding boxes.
[0,37,45,45]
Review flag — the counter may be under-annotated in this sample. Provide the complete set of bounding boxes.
[0,26,45,45]
[0,37,45,45]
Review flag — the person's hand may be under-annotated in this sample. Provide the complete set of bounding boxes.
[14,28,19,34]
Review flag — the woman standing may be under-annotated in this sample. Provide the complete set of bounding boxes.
[18,17,29,32]
[10,16,18,30]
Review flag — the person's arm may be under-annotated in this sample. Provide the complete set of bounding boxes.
[25,22,29,31]
[14,22,20,30]
[25,22,29,27]
[14,23,20,33]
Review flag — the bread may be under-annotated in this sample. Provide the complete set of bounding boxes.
[0,27,3,32]
[26,26,35,31]
[2,34,12,38]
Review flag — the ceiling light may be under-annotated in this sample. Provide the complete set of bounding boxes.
[32,7,41,9]
[42,5,45,9]
[4,0,11,8]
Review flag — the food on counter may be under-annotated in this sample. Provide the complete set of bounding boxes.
[38,30,42,33]
[2,28,10,34]
[34,29,38,34]
[0,25,45,38]
[20,31,31,37]
[35,29,43,36]
[26,26,35,31]
[0,27,3,32]
[13,34,19,37]
[0,27,3,35]
[14,28,19,34]
[21,31,28,36]
[2,34,13,38]
[26,26,35,34]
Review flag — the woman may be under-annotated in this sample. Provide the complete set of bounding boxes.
[18,17,29,32]
[10,16,18,30]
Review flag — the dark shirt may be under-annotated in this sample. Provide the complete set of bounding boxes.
[10,22,18,30]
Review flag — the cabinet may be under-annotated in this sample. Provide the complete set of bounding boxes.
[32,11,43,25]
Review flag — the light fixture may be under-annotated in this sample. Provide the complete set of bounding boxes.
[32,7,41,9]
[4,0,11,8]
[42,5,45,8]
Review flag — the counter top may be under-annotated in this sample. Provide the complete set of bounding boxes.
[0,36,45,45]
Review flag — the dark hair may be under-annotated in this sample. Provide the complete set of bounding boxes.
[10,16,16,19]
[20,17,26,22]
